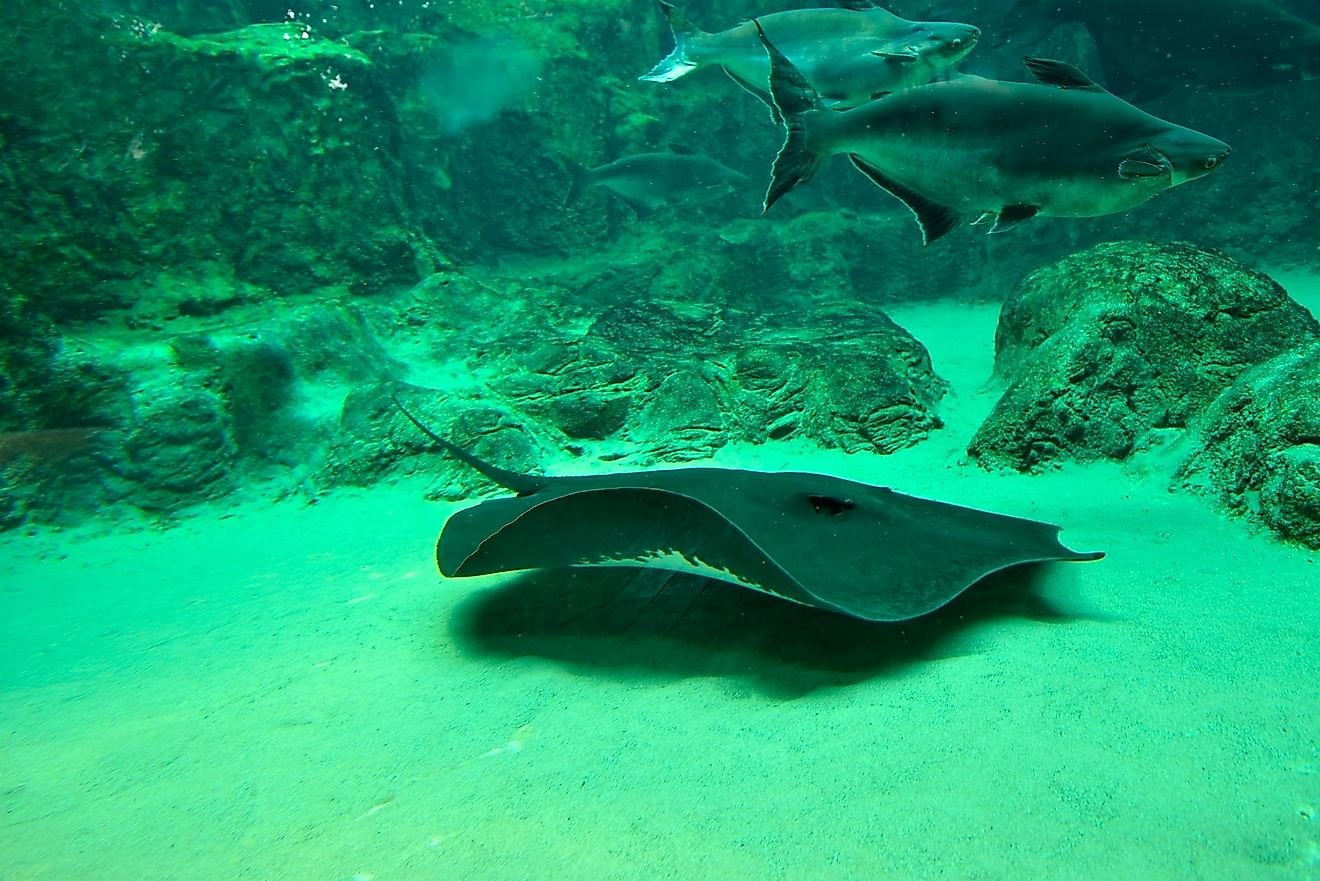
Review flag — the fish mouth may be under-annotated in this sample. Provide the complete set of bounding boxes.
[941,25,981,60]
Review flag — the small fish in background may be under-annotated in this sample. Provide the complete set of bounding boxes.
[418,34,542,136]
[640,0,979,113]
[753,22,1231,243]
[560,150,749,217]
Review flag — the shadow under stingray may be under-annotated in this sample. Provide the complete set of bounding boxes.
[446,563,1080,699]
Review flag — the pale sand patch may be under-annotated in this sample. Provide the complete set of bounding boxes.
[2,291,1318,880]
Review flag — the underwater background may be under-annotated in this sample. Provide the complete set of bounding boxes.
[2,0,1319,878]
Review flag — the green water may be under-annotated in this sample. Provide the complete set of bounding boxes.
[2,1,1319,878]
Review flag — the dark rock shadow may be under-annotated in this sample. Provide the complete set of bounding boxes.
[445,563,1080,699]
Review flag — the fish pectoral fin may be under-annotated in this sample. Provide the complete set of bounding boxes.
[1117,146,1172,180]
[848,154,960,245]
[970,211,995,225]
[872,48,919,62]
[989,205,1039,234]
[868,90,894,101]
[1117,160,1168,179]
[1023,57,1106,92]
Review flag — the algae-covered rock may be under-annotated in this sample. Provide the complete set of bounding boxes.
[1179,342,1320,548]
[324,288,947,495]
[121,383,238,508]
[0,297,408,529]
[970,242,1319,470]
[483,299,946,462]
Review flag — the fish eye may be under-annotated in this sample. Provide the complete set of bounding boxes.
[1204,157,1217,169]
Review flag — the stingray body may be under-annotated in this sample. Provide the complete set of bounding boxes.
[399,401,1103,622]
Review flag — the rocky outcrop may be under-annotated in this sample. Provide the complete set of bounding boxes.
[0,303,401,528]
[1178,342,1320,548]
[969,242,1319,470]
[330,297,949,499]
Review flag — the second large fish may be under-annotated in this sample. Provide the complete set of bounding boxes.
[641,0,979,111]
[754,22,1231,243]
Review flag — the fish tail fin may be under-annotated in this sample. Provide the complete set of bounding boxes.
[639,1,704,82]
[559,154,591,208]
[754,19,827,212]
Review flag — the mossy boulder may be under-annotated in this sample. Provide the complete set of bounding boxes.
[327,292,947,496]
[1179,342,1320,548]
[494,299,947,462]
[970,242,1319,470]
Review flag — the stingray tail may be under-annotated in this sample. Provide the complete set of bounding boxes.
[755,19,828,212]
[391,395,547,496]
[639,0,704,82]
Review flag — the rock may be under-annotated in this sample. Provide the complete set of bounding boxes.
[121,382,238,510]
[0,299,402,529]
[1179,342,1320,548]
[970,242,1319,470]
[487,299,947,462]
[326,294,947,494]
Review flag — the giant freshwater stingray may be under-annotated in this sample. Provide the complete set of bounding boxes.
[398,401,1103,623]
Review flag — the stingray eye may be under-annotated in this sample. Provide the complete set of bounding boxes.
[808,495,855,516]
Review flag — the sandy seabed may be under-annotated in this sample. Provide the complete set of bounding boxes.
[3,275,1319,881]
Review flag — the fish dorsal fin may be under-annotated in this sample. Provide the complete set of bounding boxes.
[836,0,877,9]
[1023,57,1105,92]
[848,154,960,245]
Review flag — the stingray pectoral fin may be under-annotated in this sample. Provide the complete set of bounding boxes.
[714,476,1106,622]
[437,487,843,612]
[848,154,960,244]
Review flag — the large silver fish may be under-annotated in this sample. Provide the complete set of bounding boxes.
[640,0,980,111]
[562,151,748,217]
[753,22,1231,243]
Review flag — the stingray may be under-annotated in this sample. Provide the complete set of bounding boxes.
[398,402,1103,622]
